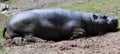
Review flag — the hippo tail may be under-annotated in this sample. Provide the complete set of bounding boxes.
[2,26,6,38]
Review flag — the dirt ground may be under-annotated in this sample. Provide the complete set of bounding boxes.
[1,0,120,54]
[8,0,85,10]
[2,30,120,54]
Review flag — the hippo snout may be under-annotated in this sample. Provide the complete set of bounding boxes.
[107,17,118,31]
[111,18,118,28]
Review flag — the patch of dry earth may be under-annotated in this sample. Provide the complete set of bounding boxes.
[2,31,119,54]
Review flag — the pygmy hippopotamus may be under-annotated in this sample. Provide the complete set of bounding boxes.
[3,9,118,42]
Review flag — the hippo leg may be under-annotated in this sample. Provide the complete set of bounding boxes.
[70,28,86,40]
[24,34,46,43]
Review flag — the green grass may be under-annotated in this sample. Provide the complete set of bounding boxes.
[0,29,3,40]
[0,14,8,28]
[0,14,8,40]
[0,46,5,53]
[0,45,11,53]
[3,0,14,4]
[51,0,120,13]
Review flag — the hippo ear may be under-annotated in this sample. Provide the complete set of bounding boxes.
[103,15,107,19]
[93,14,98,19]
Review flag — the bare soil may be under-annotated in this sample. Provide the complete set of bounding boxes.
[2,31,120,54]
[8,0,85,10]
[1,0,120,54]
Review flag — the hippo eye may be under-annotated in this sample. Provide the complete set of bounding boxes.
[93,14,98,19]
[103,15,107,19]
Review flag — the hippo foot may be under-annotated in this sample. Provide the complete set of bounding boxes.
[70,32,84,40]
[30,37,47,43]
[24,34,47,43]
[70,28,86,40]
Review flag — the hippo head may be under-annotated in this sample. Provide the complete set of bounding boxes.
[92,14,118,33]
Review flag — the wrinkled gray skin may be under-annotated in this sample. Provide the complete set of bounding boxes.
[3,9,118,42]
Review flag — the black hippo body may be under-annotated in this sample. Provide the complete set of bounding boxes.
[3,9,118,42]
